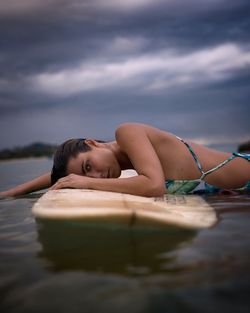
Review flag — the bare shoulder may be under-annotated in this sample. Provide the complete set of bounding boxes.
[115,122,149,133]
[115,122,169,138]
[115,123,174,148]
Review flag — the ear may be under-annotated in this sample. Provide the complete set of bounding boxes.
[85,139,102,148]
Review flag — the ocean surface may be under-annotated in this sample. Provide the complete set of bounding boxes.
[0,157,250,313]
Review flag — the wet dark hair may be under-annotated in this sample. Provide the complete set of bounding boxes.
[51,139,91,185]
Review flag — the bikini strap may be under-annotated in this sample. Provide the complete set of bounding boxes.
[200,152,250,179]
[199,154,237,180]
[233,152,250,161]
[175,136,204,174]
[175,135,250,181]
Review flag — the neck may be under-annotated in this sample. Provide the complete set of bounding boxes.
[106,141,133,170]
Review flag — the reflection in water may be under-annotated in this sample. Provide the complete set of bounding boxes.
[36,220,196,275]
[207,194,250,214]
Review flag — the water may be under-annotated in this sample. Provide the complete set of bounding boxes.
[0,158,250,313]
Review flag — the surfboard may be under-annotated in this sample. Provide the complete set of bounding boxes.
[32,189,217,229]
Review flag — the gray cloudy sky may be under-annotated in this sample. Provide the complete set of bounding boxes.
[0,0,249,149]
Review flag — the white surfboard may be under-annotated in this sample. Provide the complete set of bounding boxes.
[32,188,217,229]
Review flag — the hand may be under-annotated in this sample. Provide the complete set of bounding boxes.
[49,174,90,190]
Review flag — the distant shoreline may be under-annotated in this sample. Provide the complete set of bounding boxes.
[0,140,249,162]
[0,142,57,162]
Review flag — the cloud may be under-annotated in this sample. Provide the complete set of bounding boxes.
[105,36,148,54]
[30,43,250,96]
[0,0,249,79]
[0,0,249,149]
[96,0,248,16]
[0,0,247,16]
[0,0,55,15]
[0,0,162,16]
[85,0,157,11]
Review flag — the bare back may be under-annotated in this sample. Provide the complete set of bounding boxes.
[141,124,250,189]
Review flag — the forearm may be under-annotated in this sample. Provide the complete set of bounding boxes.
[0,172,52,197]
[88,175,165,197]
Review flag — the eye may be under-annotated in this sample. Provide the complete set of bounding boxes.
[85,162,91,172]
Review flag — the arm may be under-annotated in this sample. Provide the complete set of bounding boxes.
[88,174,165,197]
[0,172,51,197]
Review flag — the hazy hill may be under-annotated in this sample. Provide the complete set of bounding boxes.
[0,143,57,160]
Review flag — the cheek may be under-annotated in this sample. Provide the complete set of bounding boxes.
[95,150,120,173]
[94,154,111,171]
[106,152,117,167]
[102,152,119,173]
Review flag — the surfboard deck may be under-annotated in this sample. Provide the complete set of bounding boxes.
[32,189,217,229]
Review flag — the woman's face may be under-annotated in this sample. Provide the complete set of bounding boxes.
[66,144,121,179]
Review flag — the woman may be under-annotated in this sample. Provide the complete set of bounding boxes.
[0,123,250,197]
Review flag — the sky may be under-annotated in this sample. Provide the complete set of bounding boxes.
[0,0,249,150]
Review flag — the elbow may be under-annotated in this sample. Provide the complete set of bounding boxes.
[143,182,166,197]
